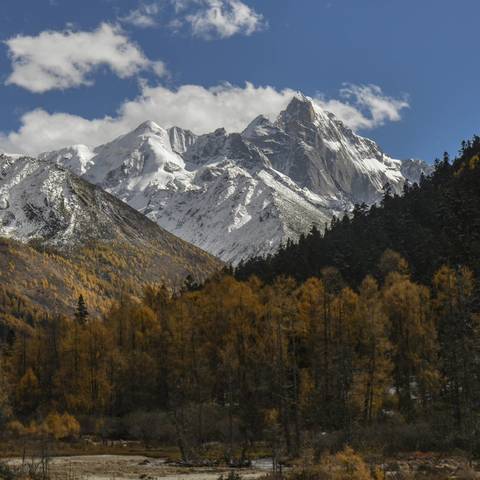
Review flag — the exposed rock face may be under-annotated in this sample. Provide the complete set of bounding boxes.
[39,95,430,264]
[245,96,405,204]
[401,158,434,185]
[0,153,220,282]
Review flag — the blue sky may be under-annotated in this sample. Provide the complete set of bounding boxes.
[0,0,479,162]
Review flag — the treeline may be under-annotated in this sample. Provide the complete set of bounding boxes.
[1,251,479,458]
[236,137,480,287]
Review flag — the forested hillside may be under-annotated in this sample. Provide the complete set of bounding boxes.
[0,236,220,342]
[236,137,480,287]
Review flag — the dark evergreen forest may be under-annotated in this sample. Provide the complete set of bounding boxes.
[236,137,480,290]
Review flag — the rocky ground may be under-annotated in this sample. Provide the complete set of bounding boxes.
[377,453,479,479]
[4,452,480,479]
[5,454,272,480]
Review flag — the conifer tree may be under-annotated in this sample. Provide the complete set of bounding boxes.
[74,294,89,325]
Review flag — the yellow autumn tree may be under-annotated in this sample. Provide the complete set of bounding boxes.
[383,270,439,419]
[15,367,41,415]
[42,411,81,440]
[351,276,392,424]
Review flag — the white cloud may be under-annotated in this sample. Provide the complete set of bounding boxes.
[315,83,409,130]
[0,82,409,155]
[182,0,266,39]
[4,23,166,93]
[120,0,265,39]
[121,3,161,28]
[0,83,295,154]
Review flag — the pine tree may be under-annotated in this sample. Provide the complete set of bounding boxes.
[74,294,89,325]
[182,274,199,292]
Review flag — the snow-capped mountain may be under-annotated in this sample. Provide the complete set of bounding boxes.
[245,97,405,204]
[401,158,434,184]
[0,153,220,279]
[41,144,95,176]
[39,95,431,264]
[0,153,152,246]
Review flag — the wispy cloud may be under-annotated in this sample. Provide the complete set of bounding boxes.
[120,3,162,28]
[120,0,266,39]
[4,23,167,93]
[179,0,266,39]
[315,84,410,130]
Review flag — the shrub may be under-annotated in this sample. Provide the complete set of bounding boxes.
[41,411,80,440]
[218,472,243,480]
[6,419,27,437]
[289,447,380,480]
[0,462,16,480]
[15,411,82,440]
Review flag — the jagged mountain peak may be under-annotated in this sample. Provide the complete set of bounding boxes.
[286,93,316,115]
[112,120,170,148]
[242,96,322,142]
[276,95,318,130]
[37,93,429,264]
[78,119,188,193]
[133,120,165,135]
[247,114,271,126]
[168,126,197,155]
[241,95,406,204]
[183,127,270,171]
[242,115,279,140]
[183,128,229,165]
